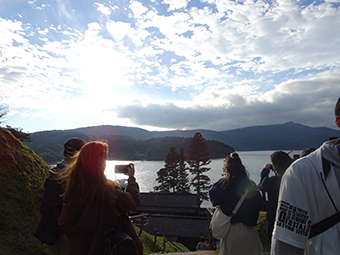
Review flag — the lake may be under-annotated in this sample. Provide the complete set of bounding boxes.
[105,150,303,207]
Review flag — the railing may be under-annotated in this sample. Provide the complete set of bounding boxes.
[130,213,184,253]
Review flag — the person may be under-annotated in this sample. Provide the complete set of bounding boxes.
[258,151,293,242]
[35,137,85,255]
[271,97,340,255]
[196,236,209,251]
[209,152,263,255]
[58,141,143,255]
[300,147,316,158]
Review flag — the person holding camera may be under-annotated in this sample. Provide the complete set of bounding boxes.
[258,151,293,242]
[57,141,143,255]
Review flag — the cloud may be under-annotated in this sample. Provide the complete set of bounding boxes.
[1,0,340,133]
[162,0,189,11]
[94,2,112,15]
[116,70,340,131]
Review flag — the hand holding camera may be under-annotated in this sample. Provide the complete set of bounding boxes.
[264,163,273,170]
[114,163,135,177]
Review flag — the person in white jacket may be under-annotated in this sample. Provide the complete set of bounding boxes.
[271,97,340,255]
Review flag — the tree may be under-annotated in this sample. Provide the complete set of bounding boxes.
[154,147,179,192]
[0,104,8,124]
[188,132,212,201]
[177,148,190,193]
[5,125,32,143]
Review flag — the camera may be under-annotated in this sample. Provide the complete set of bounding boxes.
[269,165,273,170]
[114,165,130,174]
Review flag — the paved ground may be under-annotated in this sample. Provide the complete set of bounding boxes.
[149,251,216,255]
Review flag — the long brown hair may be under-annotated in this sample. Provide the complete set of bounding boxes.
[220,152,249,191]
[58,141,120,207]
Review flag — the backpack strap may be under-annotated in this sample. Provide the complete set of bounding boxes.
[309,157,339,238]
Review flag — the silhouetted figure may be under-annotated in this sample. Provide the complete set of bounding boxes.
[35,137,85,255]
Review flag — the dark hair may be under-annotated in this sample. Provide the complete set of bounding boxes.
[220,152,250,191]
[335,97,340,117]
[63,137,85,158]
[301,147,316,157]
[270,151,293,175]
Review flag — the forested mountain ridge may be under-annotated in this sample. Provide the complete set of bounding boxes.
[26,121,339,164]
[27,133,234,164]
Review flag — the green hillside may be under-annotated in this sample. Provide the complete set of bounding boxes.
[0,127,50,255]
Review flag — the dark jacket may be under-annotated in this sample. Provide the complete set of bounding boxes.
[35,161,66,245]
[258,168,281,238]
[59,176,143,255]
[209,176,262,226]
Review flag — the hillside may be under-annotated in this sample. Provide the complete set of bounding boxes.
[0,128,50,255]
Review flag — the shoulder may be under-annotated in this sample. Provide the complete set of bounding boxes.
[283,152,321,181]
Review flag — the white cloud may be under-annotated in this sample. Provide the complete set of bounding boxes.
[130,0,149,17]
[94,2,112,15]
[106,21,136,42]
[1,0,340,132]
[162,0,189,11]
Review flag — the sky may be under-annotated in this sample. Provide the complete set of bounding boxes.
[1,0,340,133]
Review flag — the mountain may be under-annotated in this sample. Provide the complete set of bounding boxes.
[27,122,340,163]
[70,122,340,150]
[221,121,340,151]
[27,128,235,164]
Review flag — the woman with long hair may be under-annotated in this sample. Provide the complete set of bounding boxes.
[209,152,263,255]
[58,141,143,255]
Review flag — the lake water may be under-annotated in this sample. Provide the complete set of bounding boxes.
[105,150,303,208]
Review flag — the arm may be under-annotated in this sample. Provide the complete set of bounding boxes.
[35,173,64,244]
[114,164,141,213]
[209,179,223,207]
[258,165,271,190]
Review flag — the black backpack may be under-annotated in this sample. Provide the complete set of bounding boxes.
[104,204,139,255]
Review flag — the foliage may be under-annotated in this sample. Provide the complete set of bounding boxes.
[188,132,212,201]
[5,125,32,143]
[0,127,50,255]
[137,225,190,254]
[257,211,271,254]
[177,148,190,193]
[0,104,8,124]
[154,147,190,193]
[154,147,179,192]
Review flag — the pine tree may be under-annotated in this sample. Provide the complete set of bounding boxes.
[176,148,190,193]
[188,132,211,201]
[154,147,179,192]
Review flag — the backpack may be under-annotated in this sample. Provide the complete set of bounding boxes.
[104,204,139,255]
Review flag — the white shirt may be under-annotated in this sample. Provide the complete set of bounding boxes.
[272,147,340,255]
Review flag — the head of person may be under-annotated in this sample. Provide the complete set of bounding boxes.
[75,141,108,178]
[270,151,293,176]
[224,152,246,179]
[335,97,340,128]
[222,152,250,192]
[200,236,205,242]
[61,141,119,206]
[63,137,85,162]
[301,147,316,157]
